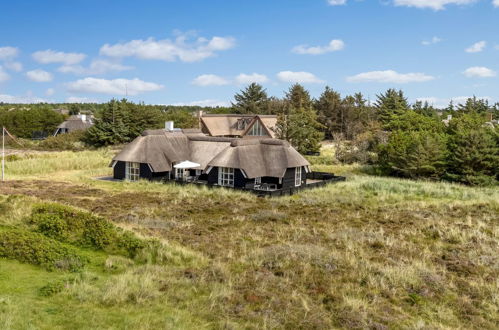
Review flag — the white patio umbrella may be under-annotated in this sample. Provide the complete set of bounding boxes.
[173,160,201,169]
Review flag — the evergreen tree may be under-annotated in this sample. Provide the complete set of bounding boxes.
[374,89,409,127]
[232,83,269,114]
[277,107,324,154]
[285,84,312,110]
[84,99,163,147]
[412,100,438,117]
[378,130,447,179]
[456,96,490,114]
[445,113,498,185]
[315,86,343,139]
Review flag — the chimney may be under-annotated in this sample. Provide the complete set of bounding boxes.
[198,110,203,129]
[447,114,452,121]
[165,121,174,131]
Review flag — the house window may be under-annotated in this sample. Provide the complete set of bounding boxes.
[255,177,262,185]
[248,120,266,136]
[218,167,234,187]
[175,167,184,180]
[126,162,140,181]
[295,167,302,187]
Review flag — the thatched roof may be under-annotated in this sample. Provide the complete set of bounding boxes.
[112,130,308,178]
[207,139,309,178]
[200,114,277,138]
[57,115,93,131]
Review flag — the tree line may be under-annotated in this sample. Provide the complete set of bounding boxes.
[1,84,497,185]
[231,83,498,185]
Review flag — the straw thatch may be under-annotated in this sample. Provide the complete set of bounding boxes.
[200,114,277,138]
[112,130,308,178]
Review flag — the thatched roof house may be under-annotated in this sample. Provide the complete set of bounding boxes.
[111,129,310,190]
[199,113,277,138]
[54,114,93,135]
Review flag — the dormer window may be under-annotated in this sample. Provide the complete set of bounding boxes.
[248,120,266,136]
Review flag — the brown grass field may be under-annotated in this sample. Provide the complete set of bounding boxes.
[0,148,498,329]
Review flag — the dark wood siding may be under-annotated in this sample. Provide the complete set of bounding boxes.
[234,169,247,188]
[140,163,152,180]
[113,161,126,180]
[114,161,168,181]
[207,167,219,185]
[207,167,249,188]
[281,166,306,189]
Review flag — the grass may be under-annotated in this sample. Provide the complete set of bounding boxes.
[0,148,498,329]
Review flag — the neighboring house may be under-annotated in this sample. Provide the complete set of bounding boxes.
[54,114,93,136]
[111,129,312,191]
[199,113,278,138]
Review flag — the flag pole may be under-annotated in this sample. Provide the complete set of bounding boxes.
[2,126,5,182]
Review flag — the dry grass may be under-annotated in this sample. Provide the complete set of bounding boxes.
[0,149,498,329]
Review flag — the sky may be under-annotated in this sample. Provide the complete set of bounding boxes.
[0,0,498,108]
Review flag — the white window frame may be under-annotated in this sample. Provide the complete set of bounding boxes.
[255,177,262,185]
[295,167,302,187]
[125,162,140,181]
[218,167,234,187]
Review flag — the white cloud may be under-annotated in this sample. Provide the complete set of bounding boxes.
[45,88,55,96]
[327,0,347,5]
[462,66,496,78]
[58,59,133,75]
[66,96,98,103]
[26,69,53,82]
[422,36,442,45]
[191,74,230,86]
[4,61,23,72]
[277,71,325,84]
[66,77,164,95]
[100,34,235,62]
[0,47,19,60]
[0,93,47,103]
[493,0,499,7]
[393,0,477,10]
[0,66,10,82]
[292,39,345,55]
[235,73,269,84]
[347,70,435,83]
[465,41,486,53]
[32,49,86,65]
[172,99,230,107]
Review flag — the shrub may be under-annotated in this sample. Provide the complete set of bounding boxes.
[28,203,145,258]
[39,280,66,297]
[0,229,86,271]
[37,130,86,151]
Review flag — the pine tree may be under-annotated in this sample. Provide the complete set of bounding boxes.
[374,89,409,127]
[232,83,269,114]
[284,107,324,154]
[84,99,163,147]
[445,113,499,185]
[315,86,343,139]
[378,130,447,179]
[285,84,312,110]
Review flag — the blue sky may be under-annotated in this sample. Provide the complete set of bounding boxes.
[0,0,498,107]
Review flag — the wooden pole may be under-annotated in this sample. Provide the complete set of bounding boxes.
[1,126,5,182]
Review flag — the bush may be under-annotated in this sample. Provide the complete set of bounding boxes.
[39,280,66,296]
[37,130,86,151]
[28,203,145,258]
[0,229,87,271]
